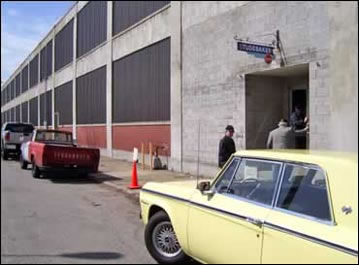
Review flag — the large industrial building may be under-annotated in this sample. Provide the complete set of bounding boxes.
[1,1,358,176]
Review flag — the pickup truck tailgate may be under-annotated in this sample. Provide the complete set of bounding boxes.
[44,145,100,170]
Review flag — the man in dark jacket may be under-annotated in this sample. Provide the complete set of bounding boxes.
[218,125,236,168]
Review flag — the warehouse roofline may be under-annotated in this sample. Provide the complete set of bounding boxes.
[1,1,79,91]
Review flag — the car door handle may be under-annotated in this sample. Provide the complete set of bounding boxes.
[246,217,263,228]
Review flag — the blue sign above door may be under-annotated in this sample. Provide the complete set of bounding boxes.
[237,41,274,55]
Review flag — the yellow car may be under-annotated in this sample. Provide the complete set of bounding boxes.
[140,150,358,264]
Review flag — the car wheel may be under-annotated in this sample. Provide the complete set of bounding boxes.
[2,149,8,161]
[20,155,28,169]
[145,211,189,264]
[32,161,41,179]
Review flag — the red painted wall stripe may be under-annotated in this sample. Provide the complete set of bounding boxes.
[112,125,171,156]
[77,126,106,149]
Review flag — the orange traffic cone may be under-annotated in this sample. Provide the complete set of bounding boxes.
[128,161,141,189]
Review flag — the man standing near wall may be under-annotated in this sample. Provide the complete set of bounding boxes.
[218,125,236,168]
[290,105,308,149]
[267,119,309,149]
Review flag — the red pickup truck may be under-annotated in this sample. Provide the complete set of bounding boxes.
[23,129,100,179]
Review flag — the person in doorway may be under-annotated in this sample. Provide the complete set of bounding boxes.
[218,125,236,168]
[290,105,309,149]
[267,119,309,149]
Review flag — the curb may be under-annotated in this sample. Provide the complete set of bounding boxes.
[89,174,141,201]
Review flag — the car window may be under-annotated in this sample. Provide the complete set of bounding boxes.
[5,124,34,133]
[36,132,73,144]
[276,164,331,222]
[224,159,282,206]
[215,158,240,193]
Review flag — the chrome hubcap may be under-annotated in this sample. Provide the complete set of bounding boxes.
[152,221,181,258]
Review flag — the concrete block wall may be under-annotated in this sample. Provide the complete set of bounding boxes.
[181,1,334,176]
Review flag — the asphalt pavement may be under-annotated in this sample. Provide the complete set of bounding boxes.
[1,157,155,264]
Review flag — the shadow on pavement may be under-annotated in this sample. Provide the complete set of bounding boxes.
[46,173,122,185]
[60,252,123,260]
[2,252,123,260]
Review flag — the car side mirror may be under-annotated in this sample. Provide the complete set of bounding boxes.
[198,181,210,191]
[198,181,215,196]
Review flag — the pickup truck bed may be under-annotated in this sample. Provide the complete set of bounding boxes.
[30,142,100,178]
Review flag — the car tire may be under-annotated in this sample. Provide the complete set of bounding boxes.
[2,149,8,161]
[144,211,190,264]
[32,161,41,179]
[20,155,28,169]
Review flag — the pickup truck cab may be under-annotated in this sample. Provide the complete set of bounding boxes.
[1,122,34,160]
[21,129,100,179]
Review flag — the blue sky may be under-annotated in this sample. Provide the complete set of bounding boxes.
[1,1,74,83]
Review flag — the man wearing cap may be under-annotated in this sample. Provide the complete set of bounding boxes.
[218,125,236,168]
[267,119,309,149]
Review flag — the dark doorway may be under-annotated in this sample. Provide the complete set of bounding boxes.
[291,89,307,117]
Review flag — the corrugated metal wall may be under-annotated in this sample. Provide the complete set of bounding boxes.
[15,73,21,97]
[22,101,28,123]
[40,46,46,82]
[46,40,53,78]
[55,19,74,71]
[113,1,170,35]
[29,54,39,88]
[22,65,29,93]
[40,90,52,126]
[6,85,10,103]
[10,108,15,122]
[40,40,53,81]
[77,1,107,58]
[10,80,15,100]
[29,97,38,126]
[55,81,73,125]
[16,105,21,122]
[113,38,170,123]
[76,66,106,124]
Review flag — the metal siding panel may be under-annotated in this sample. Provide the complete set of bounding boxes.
[55,81,73,125]
[47,41,53,77]
[30,54,39,88]
[76,66,106,124]
[40,46,46,81]
[10,81,13,100]
[40,93,45,126]
[55,19,73,71]
[77,1,107,58]
[15,73,21,97]
[10,108,15,122]
[22,101,28,123]
[30,97,38,126]
[21,65,29,93]
[46,90,52,126]
[113,1,169,35]
[113,38,170,123]
[16,105,21,122]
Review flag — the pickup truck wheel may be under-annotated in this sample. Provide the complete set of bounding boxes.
[32,162,41,179]
[2,150,8,161]
[145,211,189,264]
[20,155,28,169]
